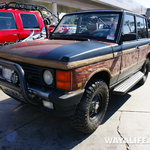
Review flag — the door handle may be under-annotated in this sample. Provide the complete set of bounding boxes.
[13,34,17,36]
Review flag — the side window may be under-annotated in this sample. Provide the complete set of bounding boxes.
[136,16,147,39]
[123,14,135,34]
[0,12,16,30]
[20,13,39,29]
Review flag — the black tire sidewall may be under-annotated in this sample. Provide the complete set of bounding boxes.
[70,79,109,133]
[86,83,108,129]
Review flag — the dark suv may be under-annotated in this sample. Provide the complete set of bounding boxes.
[0,10,149,133]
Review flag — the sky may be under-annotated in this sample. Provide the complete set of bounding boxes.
[134,0,150,8]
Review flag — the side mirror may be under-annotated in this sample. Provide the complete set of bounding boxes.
[123,33,137,41]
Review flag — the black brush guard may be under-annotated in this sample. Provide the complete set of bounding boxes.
[0,59,38,105]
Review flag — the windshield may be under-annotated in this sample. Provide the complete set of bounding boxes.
[53,12,120,41]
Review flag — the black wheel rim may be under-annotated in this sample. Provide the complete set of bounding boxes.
[89,93,102,120]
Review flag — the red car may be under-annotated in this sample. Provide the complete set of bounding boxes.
[0,2,59,45]
[0,9,44,44]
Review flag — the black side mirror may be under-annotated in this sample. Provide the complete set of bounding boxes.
[123,33,137,41]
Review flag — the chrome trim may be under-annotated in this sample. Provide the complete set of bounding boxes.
[28,87,50,100]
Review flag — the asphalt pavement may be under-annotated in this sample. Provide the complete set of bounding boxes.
[0,73,150,150]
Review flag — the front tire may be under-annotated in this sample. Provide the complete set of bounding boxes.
[70,79,109,133]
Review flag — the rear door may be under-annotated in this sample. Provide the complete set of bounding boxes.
[0,11,19,44]
[19,13,42,40]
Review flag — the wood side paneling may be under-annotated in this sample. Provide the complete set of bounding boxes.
[72,57,121,90]
[139,45,150,61]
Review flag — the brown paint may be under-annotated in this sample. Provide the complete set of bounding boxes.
[72,57,121,90]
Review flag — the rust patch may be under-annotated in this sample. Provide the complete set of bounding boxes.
[72,57,121,90]
[121,47,138,71]
[139,45,150,61]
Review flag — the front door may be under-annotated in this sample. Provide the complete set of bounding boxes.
[118,13,139,81]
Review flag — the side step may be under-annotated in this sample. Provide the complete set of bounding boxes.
[112,71,144,95]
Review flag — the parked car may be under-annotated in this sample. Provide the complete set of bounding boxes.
[0,10,149,133]
[0,2,59,45]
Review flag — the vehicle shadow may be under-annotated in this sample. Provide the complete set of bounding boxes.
[102,93,131,124]
[0,98,90,150]
[0,83,143,150]
[102,83,141,124]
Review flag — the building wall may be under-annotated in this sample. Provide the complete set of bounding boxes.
[36,0,147,14]
[95,0,147,14]
[4,0,147,15]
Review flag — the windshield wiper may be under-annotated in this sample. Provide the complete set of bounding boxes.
[51,35,90,41]
[51,34,102,41]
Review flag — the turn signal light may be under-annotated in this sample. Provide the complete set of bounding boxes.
[56,71,71,90]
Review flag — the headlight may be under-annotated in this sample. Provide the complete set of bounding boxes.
[43,70,53,85]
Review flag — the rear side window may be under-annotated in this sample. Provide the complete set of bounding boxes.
[20,13,39,29]
[123,14,135,34]
[0,12,16,30]
[136,16,147,39]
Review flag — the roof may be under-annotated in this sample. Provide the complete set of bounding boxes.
[66,10,124,15]
[65,9,146,18]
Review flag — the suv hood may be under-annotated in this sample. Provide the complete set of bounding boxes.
[0,39,115,69]
[0,39,77,58]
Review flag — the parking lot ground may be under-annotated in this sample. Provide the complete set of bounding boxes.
[0,74,150,150]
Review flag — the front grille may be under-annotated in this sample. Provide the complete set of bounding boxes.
[18,62,42,86]
[0,58,55,88]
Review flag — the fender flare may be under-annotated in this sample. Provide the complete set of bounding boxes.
[83,68,112,88]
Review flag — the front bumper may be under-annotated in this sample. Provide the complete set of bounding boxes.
[0,59,84,117]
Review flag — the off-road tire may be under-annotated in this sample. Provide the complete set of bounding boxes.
[70,79,109,133]
[138,58,150,85]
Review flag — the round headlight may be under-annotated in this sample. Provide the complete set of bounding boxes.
[43,70,53,85]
